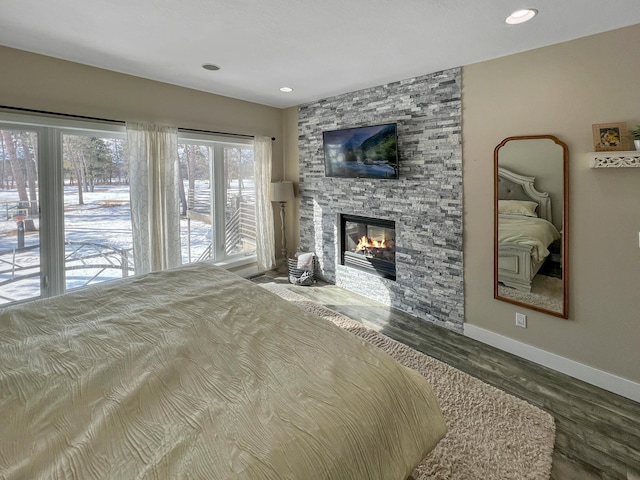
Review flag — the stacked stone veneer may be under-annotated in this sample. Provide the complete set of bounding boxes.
[297,68,463,331]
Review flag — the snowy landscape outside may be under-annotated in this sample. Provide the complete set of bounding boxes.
[0,128,255,305]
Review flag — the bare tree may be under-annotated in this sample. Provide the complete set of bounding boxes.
[1,131,29,203]
[178,144,208,216]
[110,139,127,184]
[0,130,37,231]
[63,136,86,205]
[185,144,197,210]
[0,133,6,189]
[18,132,39,215]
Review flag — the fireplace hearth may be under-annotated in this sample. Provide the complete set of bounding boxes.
[339,214,396,280]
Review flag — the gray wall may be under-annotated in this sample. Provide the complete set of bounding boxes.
[297,68,464,331]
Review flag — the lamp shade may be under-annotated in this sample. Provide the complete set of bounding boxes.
[271,181,295,202]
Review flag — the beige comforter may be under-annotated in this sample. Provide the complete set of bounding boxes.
[499,214,561,262]
[0,261,446,479]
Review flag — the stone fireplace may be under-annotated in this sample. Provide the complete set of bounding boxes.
[339,214,396,280]
[297,68,464,332]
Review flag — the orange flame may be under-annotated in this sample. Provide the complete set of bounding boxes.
[356,235,386,251]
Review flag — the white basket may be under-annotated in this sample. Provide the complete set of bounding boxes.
[287,255,316,286]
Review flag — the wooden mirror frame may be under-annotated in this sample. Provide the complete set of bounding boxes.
[494,135,569,319]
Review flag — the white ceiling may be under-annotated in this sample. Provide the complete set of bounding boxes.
[2,0,640,109]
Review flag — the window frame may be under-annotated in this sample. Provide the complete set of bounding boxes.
[1,113,126,302]
[178,131,256,265]
[0,112,256,306]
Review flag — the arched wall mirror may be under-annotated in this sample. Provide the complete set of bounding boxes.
[494,135,569,319]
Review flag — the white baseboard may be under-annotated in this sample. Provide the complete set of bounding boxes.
[464,323,640,403]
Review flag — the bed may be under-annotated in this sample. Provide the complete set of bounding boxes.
[497,167,561,293]
[0,260,446,479]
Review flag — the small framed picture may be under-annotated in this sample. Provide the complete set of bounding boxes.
[592,123,629,151]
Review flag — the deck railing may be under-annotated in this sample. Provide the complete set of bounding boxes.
[0,195,256,302]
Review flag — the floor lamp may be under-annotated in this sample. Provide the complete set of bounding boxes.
[271,181,295,260]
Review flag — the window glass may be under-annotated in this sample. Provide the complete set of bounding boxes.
[178,141,256,263]
[62,133,132,291]
[178,143,212,263]
[0,116,257,307]
[0,129,41,304]
[223,145,256,257]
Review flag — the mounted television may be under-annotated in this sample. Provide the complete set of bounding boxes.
[323,123,399,179]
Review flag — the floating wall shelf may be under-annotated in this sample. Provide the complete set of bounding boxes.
[589,151,640,168]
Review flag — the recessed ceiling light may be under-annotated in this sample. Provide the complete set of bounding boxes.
[202,63,220,71]
[506,9,537,25]
[279,87,294,93]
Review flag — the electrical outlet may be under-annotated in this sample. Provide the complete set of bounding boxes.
[515,313,527,328]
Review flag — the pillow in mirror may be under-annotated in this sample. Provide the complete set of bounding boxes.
[498,200,538,217]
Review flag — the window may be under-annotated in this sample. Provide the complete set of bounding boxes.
[0,114,256,306]
[178,135,256,265]
[0,127,41,303]
[62,133,133,291]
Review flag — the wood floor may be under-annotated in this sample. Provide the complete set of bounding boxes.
[251,271,640,480]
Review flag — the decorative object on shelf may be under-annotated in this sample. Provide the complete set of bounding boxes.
[592,122,629,151]
[589,151,640,168]
[629,125,640,151]
[270,180,295,259]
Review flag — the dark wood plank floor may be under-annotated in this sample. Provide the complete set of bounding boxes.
[251,271,640,480]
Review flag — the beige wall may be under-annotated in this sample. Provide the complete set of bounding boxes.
[463,24,640,382]
[0,46,282,143]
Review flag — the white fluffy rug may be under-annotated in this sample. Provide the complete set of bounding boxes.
[260,283,555,480]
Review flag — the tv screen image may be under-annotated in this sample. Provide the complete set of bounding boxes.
[323,123,398,179]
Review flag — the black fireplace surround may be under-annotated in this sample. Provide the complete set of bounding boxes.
[339,214,396,280]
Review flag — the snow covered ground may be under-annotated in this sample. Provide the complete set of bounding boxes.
[0,184,219,304]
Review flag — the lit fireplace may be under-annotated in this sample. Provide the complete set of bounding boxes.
[339,214,396,280]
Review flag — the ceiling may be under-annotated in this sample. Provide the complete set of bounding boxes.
[2,0,640,109]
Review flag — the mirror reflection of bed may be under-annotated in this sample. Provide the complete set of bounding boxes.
[496,167,562,312]
[494,135,568,318]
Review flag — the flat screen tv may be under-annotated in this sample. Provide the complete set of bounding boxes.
[323,123,399,179]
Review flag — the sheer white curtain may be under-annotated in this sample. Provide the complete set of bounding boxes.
[127,122,182,275]
[254,136,276,271]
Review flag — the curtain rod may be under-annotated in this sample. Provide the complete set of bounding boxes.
[0,105,275,141]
